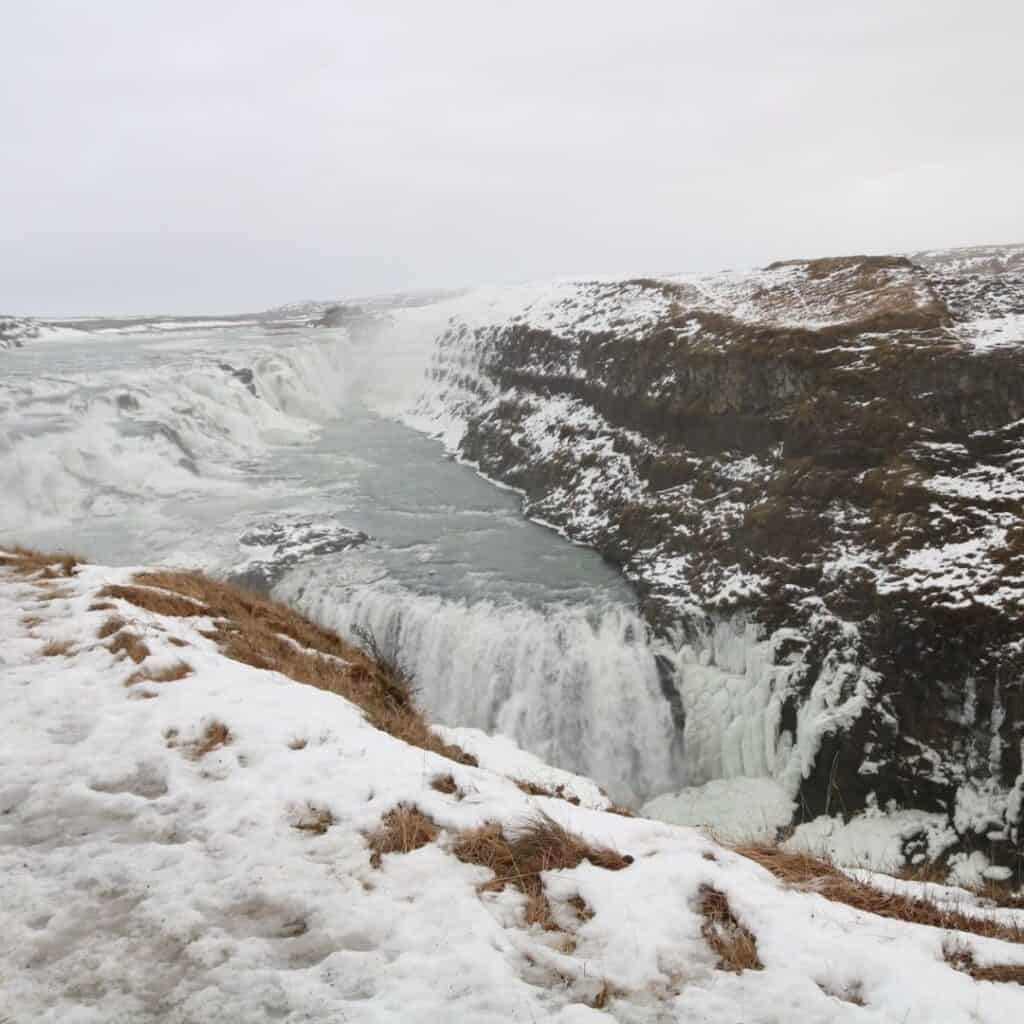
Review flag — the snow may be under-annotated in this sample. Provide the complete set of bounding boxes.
[4,556,1024,1021]
[787,806,958,874]
[956,313,1024,349]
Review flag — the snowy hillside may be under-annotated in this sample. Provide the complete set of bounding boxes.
[3,549,1024,1022]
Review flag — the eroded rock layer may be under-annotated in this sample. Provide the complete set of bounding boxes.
[414,245,1024,874]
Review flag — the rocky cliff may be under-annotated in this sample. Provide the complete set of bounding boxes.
[0,315,43,348]
[412,244,1024,880]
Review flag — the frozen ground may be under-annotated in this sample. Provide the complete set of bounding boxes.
[2,553,1024,1022]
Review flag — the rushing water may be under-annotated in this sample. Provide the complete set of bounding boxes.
[0,316,684,802]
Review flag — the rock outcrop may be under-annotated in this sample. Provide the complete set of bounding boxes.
[414,245,1024,878]
[0,315,43,348]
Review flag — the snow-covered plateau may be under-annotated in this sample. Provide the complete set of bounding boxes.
[3,550,1024,1022]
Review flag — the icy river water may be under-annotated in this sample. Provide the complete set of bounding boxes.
[1,317,684,802]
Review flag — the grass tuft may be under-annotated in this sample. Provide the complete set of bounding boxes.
[97,615,126,639]
[167,721,232,760]
[698,885,764,972]
[431,773,460,796]
[943,936,1024,985]
[515,779,581,805]
[0,547,79,578]
[125,661,192,686]
[734,843,1024,945]
[292,804,335,836]
[453,814,632,930]
[40,638,75,657]
[99,583,206,617]
[366,804,439,867]
[108,630,151,664]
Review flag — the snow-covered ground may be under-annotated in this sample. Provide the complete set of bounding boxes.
[3,553,1024,1022]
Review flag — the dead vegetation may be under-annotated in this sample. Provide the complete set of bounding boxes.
[431,773,460,796]
[734,843,1024,945]
[899,863,1024,909]
[515,779,581,805]
[366,804,439,867]
[97,615,126,639]
[101,568,476,766]
[453,814,632,930]
[40,638,75,657]
[0,546,79,579]
[698,885,764,972]
[166,721,232,760]
[99,583,206,618]
[108,630,151,664]
[943,936,1024,985]
[126,661,192,686]
[292,804,335,836]
[567,894,594,923]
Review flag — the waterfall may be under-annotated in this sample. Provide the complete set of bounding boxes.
[275,565,686,805]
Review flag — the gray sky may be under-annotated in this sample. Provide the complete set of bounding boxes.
[3,1,1022,316]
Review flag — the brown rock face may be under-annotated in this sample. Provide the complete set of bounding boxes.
[423,245,1024,874]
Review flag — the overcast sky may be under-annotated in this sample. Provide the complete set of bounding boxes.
[3,1,1022,316]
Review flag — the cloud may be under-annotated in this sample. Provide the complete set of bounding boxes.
[3,0,1022,314]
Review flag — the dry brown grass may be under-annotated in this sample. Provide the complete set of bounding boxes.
[366,804,439,867]
[108,630,151,664]
[167,721,232,760]
[88,600,117,612]
[453,814,632,930]
[0,546,79,578]
[943,936,1024,985]
[167,636,188,648]
[99,583,206,617]
[21,614,43,629]
[105,568,476,766]
[567,893,594,922]
[605,803,636,818]
[40,638,75,657]
[899,863,1024,909]
[734,843,1024,945]
[431,773,460,796]
[698,885,764,973]
[515,779,581,805]
[292,804,335,836]
[97,615,126,639]
[587,982,622,1009]
[126,661,192,686]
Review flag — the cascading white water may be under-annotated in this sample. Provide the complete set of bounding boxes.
[275,565,686,805]
[3,312,691,807]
